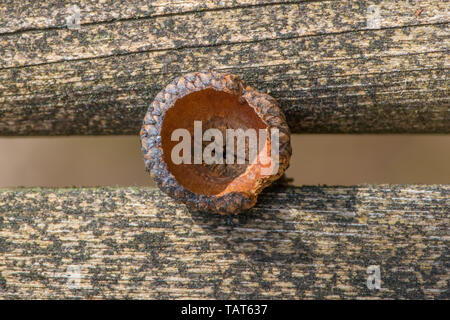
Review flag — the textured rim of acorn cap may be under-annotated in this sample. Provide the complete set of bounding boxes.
[140,71,291,214]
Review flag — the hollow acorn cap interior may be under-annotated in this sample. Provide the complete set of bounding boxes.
[140,71,291,214]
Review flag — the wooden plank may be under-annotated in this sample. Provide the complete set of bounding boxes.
[2,1,448,68]
[0,185,448,299]
[0,0,313,34]
[0,1,448,135]
[1,0,446,35]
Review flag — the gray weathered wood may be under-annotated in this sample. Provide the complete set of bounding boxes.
[0,0,448,135]
[0,185,448,299]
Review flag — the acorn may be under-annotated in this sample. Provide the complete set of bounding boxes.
[140,71,291,214]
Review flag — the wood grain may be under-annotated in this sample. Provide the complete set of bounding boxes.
[0,0,316,35]
[0,1,448,135]
[1,0,446,35]
[0,185,448,299]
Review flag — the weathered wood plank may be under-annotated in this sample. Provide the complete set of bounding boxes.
[0,0,315,35]
[0,185,448,299]
[1,0,445,36]
[2,1,447,68]
[0,28,448,135]
[0,1,448,135]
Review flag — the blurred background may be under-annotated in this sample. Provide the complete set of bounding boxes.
[0,135,449,187]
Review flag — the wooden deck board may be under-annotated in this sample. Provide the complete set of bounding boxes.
[0,185,448,299]
[0,0,448,135]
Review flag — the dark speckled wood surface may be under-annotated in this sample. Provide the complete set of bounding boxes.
[0,0,448,135]
[0,185,448,299]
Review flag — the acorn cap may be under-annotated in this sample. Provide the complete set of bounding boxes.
[140,71,291,214]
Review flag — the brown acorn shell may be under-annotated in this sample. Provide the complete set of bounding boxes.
[140,71,291,214]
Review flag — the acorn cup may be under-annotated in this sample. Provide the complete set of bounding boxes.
[140,71,291,214]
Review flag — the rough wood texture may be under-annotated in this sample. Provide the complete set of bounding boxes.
[0,185,448,299]
[0,1,448,135]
